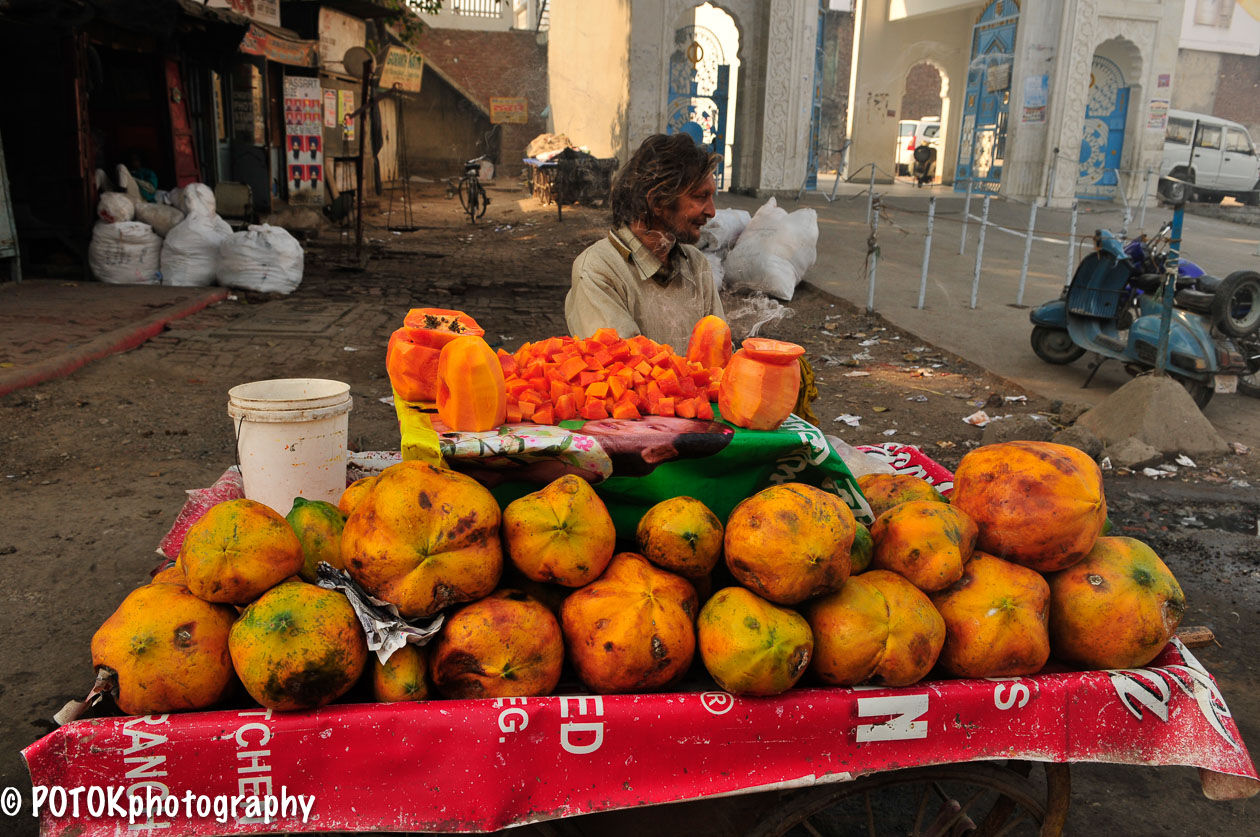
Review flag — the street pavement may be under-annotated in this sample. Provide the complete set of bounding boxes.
[721,180,1260,453]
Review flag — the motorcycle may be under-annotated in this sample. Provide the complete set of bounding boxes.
[911,141,936,187]
[1028,207,1260,407]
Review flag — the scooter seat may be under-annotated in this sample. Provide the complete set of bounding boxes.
[1130,273,1163,293]
[1174,288,1215,314]
[1195,274,1223,293]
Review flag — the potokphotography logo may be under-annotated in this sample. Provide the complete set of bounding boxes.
[3,784,315,825]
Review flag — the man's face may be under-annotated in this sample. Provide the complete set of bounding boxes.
[656,174,717,245]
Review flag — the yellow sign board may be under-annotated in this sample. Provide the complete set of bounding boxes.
[379,46,424,94]
[490,97,529,124]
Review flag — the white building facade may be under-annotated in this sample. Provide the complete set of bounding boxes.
[547,0,822,193]
[848,0,1186,206]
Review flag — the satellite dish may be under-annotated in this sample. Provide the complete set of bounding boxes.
[342,46,374,79]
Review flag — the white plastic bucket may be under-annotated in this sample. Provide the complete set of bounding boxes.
[227,378,353,514]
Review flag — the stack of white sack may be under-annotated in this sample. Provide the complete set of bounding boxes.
[88,198,161,285]
[696,208,751,293]
[160,184,233,287]
[217,224,304,294]
[721,197,818,301]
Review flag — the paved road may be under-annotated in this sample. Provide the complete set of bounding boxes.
[721,184,1260,452]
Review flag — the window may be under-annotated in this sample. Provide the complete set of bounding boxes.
[1166,117,1192,145]
[899,123,916,136]
[1195,124,1221,150]
[1225,128,1254,155]
[923,125,940,138]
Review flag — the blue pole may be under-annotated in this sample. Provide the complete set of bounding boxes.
[1154,204,1183,375]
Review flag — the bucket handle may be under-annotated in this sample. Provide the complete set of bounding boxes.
[233,414,245,491]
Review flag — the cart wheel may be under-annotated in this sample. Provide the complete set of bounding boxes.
[746,762,1070,837]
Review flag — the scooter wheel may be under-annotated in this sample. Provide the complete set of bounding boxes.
[1211,271,1260,338]
[1031,326,1085,365]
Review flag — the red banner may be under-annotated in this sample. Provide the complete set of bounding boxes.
[21,641,1256,835]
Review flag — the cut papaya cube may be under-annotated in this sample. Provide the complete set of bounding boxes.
[506,379,533,398]
[496,349,519,376]
[657,369,681,396]
[558,356,588,381]
[592,349,614,367]
[505,403,523,423]
[528,377,550,394]
[579,370,601,387]
[648,350,671,367]
[519,401,537,420]
[675,398,697,419]
[585,381,609,399]
[679,376,699,396]
[695,399,714,420]
[591,328,620,346]
[554,393,578,421]
[655,397,676,417]
[611,400,641,420]
[518,389,544,405]
[532,406,555,425]
[549,379,569,402]
[706,382,721,400]
[608,377,627,399]
[580,399,609,421]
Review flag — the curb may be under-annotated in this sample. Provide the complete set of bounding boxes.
[0,287,230,398]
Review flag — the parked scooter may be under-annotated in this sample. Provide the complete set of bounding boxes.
[1028,204,1260,407]
[911,141,936,187]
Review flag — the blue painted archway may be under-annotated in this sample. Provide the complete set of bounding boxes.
[1076,55,1130,200]
[954,0,1019,194]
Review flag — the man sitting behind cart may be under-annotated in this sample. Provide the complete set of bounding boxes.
[565,133,723,354]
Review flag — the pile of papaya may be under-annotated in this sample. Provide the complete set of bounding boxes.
[88,438,1185,716]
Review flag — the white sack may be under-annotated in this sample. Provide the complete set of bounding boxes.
[161,210,232,288]
[722,197,818,301]
[116,165,142,206]
[88,221,161,285]
[97,193,134,224]
[164,186,185,212]
[182,183,217,216]
[217,224,304,294]
[698,208,751,256]
[134,201,186,237]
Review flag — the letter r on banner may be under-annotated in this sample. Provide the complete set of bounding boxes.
[856,694,929,742]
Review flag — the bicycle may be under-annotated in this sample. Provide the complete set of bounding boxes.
[458,155,490,223]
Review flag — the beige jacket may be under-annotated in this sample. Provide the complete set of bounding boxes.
[565,227,723,353]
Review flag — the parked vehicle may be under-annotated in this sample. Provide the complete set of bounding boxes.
[895,118,941,177]
[1028,215,1260,407]
[1161,109,1260,205]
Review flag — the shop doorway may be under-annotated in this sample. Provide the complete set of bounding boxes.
[954,0,1018,193]
[1076,52,1132,200]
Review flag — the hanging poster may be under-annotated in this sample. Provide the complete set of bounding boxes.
[490,97,529,124]
[379,46,425,93]
[1148,99,1170,130]
[284,76,324,206]
[338,90,356,141]
[323,89,338,128]
[1021,74,1047,123]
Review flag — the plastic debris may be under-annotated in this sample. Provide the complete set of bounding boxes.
[833,414,862,427]
[843,370,871,377]
[963,410,991,427]
[1175,454,1196,468]
[882,429,898,436]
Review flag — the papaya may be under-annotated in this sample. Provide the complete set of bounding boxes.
[430,589,564,698]
[685,315,733,370]
[1047,536,1185,670]
[717,338,805,430]
[286,497,346,582]
[725,483,854,605]
[697,587,813,696]
[386,309,484,403]
[636,495,724,579]
[850,521,874,574]
[229,581,367,711]
[436,335,508,432]
[91,583,238,715]
[338,476,378,517]
[560,553,697,694]
[177,499,304,605]
[502,475,616,587]
[372,644,430,703]
[805,570,945,687]
[931,551,1051,678]
[870,500,978,593]
[950,441,1106,573]
[855,473,947,520]
[342,461,503,619]
[150,562,187,586]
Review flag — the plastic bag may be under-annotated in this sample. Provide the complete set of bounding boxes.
[88,221,161,285]
[697,208,751,256]
[161,182,233,287]
[96,193,134,224]
[134,201,185,237]
[704,250,724,293]
[156,467,245,559]
[217,223,304,294]
[116,164,142,206]
[165,186,185,213]
[722,197,818,301]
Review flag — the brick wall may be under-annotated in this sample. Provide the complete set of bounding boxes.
[414,27,548,176]
[901,62,942,121]
[1214,53,1260,138]
[819,10,854,169]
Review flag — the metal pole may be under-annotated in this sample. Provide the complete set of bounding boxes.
[1120,206,1132,240]
[918,196,935,309]
[1138,168,1151,231]
[1065,201,1079,287]
[1155,204,1184,375]
[866,164,876,224]
[970,195,990,309]
[355,59,374,264]
[1017,200,1038,306]
[959,178,974,255]
[867,204,880,314]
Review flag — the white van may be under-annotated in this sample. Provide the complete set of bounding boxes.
[1162,109,1260,205]
[894,118,942,177]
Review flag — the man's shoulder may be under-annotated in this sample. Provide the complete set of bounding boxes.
[574,233,632,280]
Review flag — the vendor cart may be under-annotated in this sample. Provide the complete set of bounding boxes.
[23,440,1258,837]
[524,153,617,221]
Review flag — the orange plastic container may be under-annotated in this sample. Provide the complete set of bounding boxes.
[717,338,805,430]
[386,309,485,403]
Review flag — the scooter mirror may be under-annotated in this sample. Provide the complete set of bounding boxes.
[1157,175,1187,207]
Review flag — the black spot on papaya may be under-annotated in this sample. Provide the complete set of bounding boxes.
[603,641,615,652]
[651,635,667,660]
[416,492,432,510]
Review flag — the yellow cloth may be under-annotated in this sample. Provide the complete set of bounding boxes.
[794,356,820,427]
[565,226,724,353]
[391,387,443,466]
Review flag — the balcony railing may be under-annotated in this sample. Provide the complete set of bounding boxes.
[450,0,502,18]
